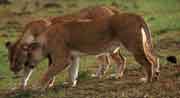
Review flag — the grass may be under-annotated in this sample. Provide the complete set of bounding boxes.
[0,0,180,98]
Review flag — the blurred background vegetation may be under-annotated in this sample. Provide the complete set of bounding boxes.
[0,0,180,97]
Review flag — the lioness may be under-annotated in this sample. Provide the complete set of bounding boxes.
[18,12,159,88]
[6,6,125,88]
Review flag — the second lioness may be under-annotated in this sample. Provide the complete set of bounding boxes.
[23,12,159,88]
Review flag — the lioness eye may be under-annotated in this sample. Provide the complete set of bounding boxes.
[22,45,29,51]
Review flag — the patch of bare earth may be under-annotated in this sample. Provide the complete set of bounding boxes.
[1,64,180,98]
[62,64,180,98]
[159,32,180,50]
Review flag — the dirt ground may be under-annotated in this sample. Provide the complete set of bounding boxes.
[1,63,180,98]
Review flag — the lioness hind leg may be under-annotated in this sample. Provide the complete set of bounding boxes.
[153,58,160,80]
[47,76,56,88]
[110,50,126,79]
[93,54,110,78]
[133,52,154,82]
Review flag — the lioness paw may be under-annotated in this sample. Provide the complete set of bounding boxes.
[140,77,148,83]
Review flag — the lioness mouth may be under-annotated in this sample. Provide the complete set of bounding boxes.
[25,62,35,69]
[12,74,23,79]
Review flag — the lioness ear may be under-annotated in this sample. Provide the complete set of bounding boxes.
[5,41,12,49]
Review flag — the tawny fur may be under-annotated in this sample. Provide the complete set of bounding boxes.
[28,13,159,86]
[7,6,119,72]
[6,6,123,87]
[6,6,159,88]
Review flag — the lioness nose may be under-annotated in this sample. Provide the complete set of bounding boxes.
[10,66,21,73]
[10,66,15,71]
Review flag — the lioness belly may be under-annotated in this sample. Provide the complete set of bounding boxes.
[70,43,119,56]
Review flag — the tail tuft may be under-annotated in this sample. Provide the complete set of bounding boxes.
[166,56,177,64]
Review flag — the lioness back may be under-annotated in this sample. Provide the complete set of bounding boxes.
[51,6,119,23]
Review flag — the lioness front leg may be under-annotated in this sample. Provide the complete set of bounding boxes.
[46,64,56,88]
[40,62,69,88]
[40,46,71,88]
[20,67,34,89]
[46,56,56,88]
[68,55,80,87]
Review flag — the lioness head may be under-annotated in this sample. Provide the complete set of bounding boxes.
[6,40,44,75]
[6,41,30,74]
[5,20,48,75]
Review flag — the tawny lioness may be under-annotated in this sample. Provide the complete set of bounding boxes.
[6,6,125,88]
[16,12,159,88]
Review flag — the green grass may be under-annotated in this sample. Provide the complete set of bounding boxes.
[0,0,180,97]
